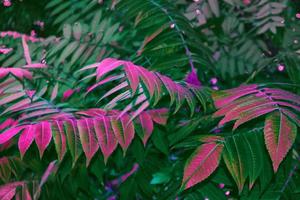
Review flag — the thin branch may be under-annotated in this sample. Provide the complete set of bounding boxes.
[150,0,196,71]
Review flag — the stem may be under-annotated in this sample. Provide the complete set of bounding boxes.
[149,0,196,71]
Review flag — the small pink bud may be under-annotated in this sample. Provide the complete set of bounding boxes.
[170,23,175,29]
[225,191,230,196]
[212,86,219,90]
[193,0,200,2]
[219,183,225,189]
[210,77,218,85]
[31,30,36,37]
[277,65,285,72]
[296,13,300,19]
[204,198,209,200]
[243,0,251,5]
[196,9,200,15]
[3,0,11,7]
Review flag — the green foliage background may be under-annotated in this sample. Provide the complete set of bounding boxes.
[0,0,300,199]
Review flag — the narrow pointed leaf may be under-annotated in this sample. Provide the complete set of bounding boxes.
[51,121,67,161]
[93,117,117,163]
[182,142,223,189]
[18,125,36,158]
[78,119,99,166]
[264,111,297,172]
[35,121,52,158]
[64,119,82,165]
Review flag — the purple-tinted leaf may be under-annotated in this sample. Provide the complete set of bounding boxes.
[39,160,57,188]
[264,112,297,172]
[50,83,59,101]
[96,58,125,80]
[64,119,82,165]
[99,81,128,102]
[0,92,25,107]
[129,100,150,122]
[264,88,300,105]
[22,35,32,64]
[35,121,52,158]
[51,121,67,161]
[124,62,139,96]
[136,67,155,100]
[111,115,135,153]
[0,182,24,200]
[0,118,16,131]
[93,117,117,163]
[117,94,147,118]
[86,74,124,94]
[18,125,36,158]
[233,105,277,129]
[77,119,99,166]
[213,85,258,108]
[0,126,25,144]
[138,112,153,145]
[182,142,223,189]
[147,108,169,125]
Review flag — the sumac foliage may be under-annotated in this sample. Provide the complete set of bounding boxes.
[1,0,300,199]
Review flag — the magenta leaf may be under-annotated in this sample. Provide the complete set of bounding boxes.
[51,121,67,161]
[138,112,154,145]
[34,121,52,158]
[94,116,118,163]
[0,126,25,145]
[264,111,297,172]
[18,125,36,158]
[182,142,224,189]
[77,119,99,166]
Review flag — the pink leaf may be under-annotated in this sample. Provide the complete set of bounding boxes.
[0,126,25,144]
[93,117,118,163]
[264,111,297,172]
[212,85,258,108]
[33,161,57,199]
[111,115,135,153]
[64,119,82,165]
[39,160,57,188]
[182,142,223,189]
[0,182,24,200]
[0,118,17,131]
[0,91,25,107]
[86,74,124,94]
[124,62,139,96]
[34,121,52,158]
[147,108,169,125]
[51,83,59,101]
[96,58,125,80]
[136,66,155,99]
[22,35,32,65]
[78,119,99,166]
[51,121,67,161]
[138,112,154,145]
[62,89,76,101]
[18,125,36,158]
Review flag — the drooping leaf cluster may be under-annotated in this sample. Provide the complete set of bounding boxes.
[0,0,300,199]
